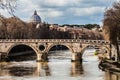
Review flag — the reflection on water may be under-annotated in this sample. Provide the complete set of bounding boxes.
[104,71,120,80]
[36,62,51,76]
[0,50,120,80]
[48,50,72,62]
[0,62,83,77]
[5,66,36,76]
[0,62,36,77]
[71,62,83,76]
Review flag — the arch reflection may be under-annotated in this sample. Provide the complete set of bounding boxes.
[0,63,37,76]
[0,62,51,77]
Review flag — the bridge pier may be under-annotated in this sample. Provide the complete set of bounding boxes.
[0,53,7,62]
[36,52,48,62]
[71,52,82,62]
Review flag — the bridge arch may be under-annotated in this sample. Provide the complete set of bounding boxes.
[46,43,74,53]
[81,44,110,57]
[6,43,38,56]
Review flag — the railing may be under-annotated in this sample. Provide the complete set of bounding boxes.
[0,39,110,44]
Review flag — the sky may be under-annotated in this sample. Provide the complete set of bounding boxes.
[0,0,117,25]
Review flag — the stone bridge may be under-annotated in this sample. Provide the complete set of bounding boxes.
[0,39,110,62]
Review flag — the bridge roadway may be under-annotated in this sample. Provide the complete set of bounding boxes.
[0,39,110,62]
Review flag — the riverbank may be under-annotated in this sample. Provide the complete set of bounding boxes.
[99,59,120,74]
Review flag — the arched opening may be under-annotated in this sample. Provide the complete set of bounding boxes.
[82,45,110,62]
[39,45,45,51]
[97,46,110,59]
[82,45,98,62]
[7,44,37,61]
[48,45,72,62]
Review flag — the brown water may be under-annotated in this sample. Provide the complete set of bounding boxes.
[0,49,119,80]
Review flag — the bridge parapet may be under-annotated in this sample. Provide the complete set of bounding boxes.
[0,39,110,44]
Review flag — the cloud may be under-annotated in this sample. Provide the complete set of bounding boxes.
[38,9,63,17]
[69,7,105,16]
[0,9,11,17]
[44,10,63,18]
[0,0,117,24]
[17,0,40,12]
[42,0,81,7]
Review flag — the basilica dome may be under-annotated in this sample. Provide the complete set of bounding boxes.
[30,10,41,24]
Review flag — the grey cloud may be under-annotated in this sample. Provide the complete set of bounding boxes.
[4,0,116,24]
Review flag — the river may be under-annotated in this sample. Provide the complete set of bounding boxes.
[0,49,119,80]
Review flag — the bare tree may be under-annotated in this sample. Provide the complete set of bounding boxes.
[103,1,120,61]
[0,0,16,15]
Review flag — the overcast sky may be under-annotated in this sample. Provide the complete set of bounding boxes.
[1,0,117,25]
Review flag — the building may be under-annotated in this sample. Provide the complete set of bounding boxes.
[30,10,42,24]
[49,24,103,39]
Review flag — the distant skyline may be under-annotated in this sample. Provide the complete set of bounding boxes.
[0,0,117,25]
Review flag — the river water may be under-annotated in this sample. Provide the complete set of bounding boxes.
[0,49,119,80]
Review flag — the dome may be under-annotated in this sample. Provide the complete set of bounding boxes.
[30,10,41,24]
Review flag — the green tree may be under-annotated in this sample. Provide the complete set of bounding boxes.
[84,24,100,29]
[103,1,120,61]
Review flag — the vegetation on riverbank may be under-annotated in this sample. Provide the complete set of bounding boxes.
[99,59,120,74]
[0,16,103,39]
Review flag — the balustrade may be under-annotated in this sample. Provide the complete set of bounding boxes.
[0,39,110,45]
